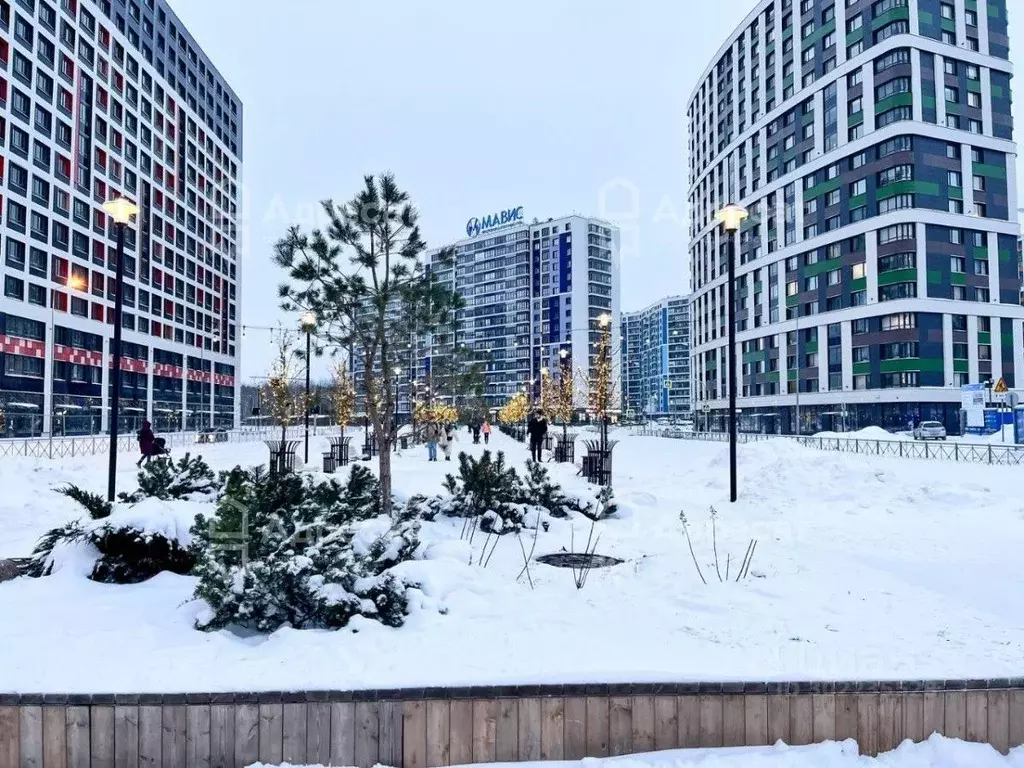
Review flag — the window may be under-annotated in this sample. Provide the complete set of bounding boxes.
[948,171,962,187]
[940,2,953,19]
[827,269,841,286]
[967,92,981,109]
[849,179,867,197]
[945,60,958,76]
[878,252,916,272]
[975,287,990,302]
[878,135,913,158]
[851,152,866,170]
[4,276,24,300]
[978,344,991,361]
[878,195,913,214]
[852,263,866,279]
[878,106,912,127]
[946,143,961,160]
[826,190,841,206]
[966,64,980,81]
[968,119,982,134]
[881,313,916,330]
[804,276,818,291]
[876,77,911,102]
[848,69,862,88]
[945,86,959,103]
[878,165,913,186]
[853,318,870,335]
[974,260,989,276]
[952,343,969,359]
[874,20,909,44]
[949,228,963,244]
[950,256,965,273]
[973,202,987,217]
[973,175,986,192]
[946,114,961,129]
[878,223,914,244]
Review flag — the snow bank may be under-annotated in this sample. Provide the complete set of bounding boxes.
[245,734,1024,767]
[4,432,1024,693]
[813,426,908,441]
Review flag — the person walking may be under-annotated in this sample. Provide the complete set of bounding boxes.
[439,423,456,461]
[482,420,492,445]
[423,421,441,462]
[471,421,482,444]
[527,410,548,462]
[136,420,157,467]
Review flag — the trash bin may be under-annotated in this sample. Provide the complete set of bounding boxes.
[399,435,409,450]
[322,451,337,474]
[265,440,298,476]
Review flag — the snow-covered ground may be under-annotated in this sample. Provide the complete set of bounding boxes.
[2,428,1024,694]
[248,735,1024,767]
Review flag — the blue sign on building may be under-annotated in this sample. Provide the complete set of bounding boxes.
[984,408,1001,434]
[1014,407,1024,445]
[466,206,524,237]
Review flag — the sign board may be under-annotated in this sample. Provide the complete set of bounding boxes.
[984,408,1001,434]
[1009,392,1020,409]
[465,206,524,238]
[995,378,1009,393]
[1015,407,1024,445]
[961,383,986,428]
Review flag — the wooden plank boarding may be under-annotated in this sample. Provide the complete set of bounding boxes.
[585,697,610,758]
[878,693,903,753]
[834,694,857,742]
[965,691,988,744]
[19,706,42,768]
[988,690,1010,755]
[767,695,791,745]
[137,707,162,767]
[328,702,355,768]
[1008,690,1024,752]
[902,693,924,744]
[678,696,701,749]
[698,695,723,748]
[281,703,307,765]
[186,705,211,768]
[722,695,744,747]
[41,707,67,768]
[944,691,967,740]
[209,705,235,768]
[923,692,945,741]
[539,697,565,761]
[447,701,472,767]
[90,706,115,768]
[424,700,450,768]
[653,696,679,751]
[65,707,91,768]
[608,697,632,756]
[379,701,402,768]
[112,705,138,768]
[401,702,427,768]
[630,696,654,753]
[162,706,187,768]
[563,698,586,760]
[517,699,541,763]
[744,694,767,746]
[353,702,380,768]
[856,694,879,756]
[812,694,836,744]
[789,695,813,746]
[232,705,259,768]
[0,707,19,768]
[472,700,498,764]
[495,699,518,763]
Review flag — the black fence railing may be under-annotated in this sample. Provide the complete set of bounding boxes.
[0,425,343,461]
[631,428,1024,466]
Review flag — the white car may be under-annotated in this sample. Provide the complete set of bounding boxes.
[913,421,947,440]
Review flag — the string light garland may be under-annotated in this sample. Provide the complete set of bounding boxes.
[498,392,529,425]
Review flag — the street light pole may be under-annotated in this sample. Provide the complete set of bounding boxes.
[715,203,748,504]
[300,311,316,464]
[103,196,140,502]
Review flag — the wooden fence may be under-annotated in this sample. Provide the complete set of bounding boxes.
[2,680,1023,768]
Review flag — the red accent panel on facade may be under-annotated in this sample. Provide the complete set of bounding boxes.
[54,345,103,367]
[153,363,184,378]
[0,336,46,359]
[108,357,149,373]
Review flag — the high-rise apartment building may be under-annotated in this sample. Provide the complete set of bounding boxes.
[621,295,692,420]
[688,0,1021,435]
[413,210,620,414]
[0,0,242,437]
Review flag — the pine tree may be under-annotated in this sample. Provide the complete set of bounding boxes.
[274,174,463,513]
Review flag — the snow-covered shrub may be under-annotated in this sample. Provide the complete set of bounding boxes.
[431,451,617,535]
[56,484,112,520]
[121,453,218,503]
[26,497,196,583]
[190,464,422,633]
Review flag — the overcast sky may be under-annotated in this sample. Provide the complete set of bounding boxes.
[169,0,1024,381]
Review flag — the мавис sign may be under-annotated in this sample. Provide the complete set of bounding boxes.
[466,206,524,237]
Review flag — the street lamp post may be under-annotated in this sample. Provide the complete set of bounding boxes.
[393,365,402,450]
[558,348,570,443]
[597,313,612,459]
[715,203,749,504]
[102,196,140,502]
[300,311,316,463]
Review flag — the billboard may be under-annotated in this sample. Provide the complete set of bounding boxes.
[961,383,986,428]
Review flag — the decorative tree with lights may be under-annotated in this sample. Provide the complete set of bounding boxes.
[274,174,462,510]
[553,351,575,448]
[498,392,529,426]
[263,330,308,468]
[587,314,616,457]
[330,362,356,439]
[538,367,555,419]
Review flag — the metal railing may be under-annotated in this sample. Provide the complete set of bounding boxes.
[630,427,1024,466]
[0,425,343,461]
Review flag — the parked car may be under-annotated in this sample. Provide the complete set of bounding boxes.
[913,421,947,440]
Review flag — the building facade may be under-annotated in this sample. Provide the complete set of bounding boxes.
[688,0,1021,435]
[621,295,692,420]
[0,0,242,437]
[414,212,620,415]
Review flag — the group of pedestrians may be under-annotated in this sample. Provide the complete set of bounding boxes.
[421,412,550,463]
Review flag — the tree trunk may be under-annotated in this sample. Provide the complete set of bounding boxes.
[377,436,392,515]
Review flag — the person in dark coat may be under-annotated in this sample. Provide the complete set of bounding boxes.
[137,420,156,467]
[526,410,548,462]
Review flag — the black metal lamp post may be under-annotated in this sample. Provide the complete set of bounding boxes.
[102,196,140,502]
[558,348,570,443]
[300,311,316,463]
[393,365,402,450]
[715,203,749,503]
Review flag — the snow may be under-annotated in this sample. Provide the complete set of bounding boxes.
[813,426,909,441]
[3,430,1024,693]
[245,734,1024,767]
